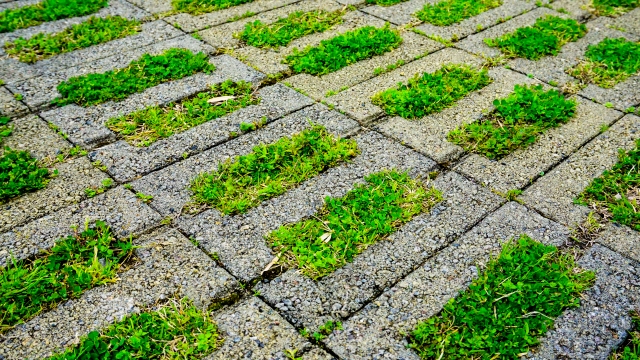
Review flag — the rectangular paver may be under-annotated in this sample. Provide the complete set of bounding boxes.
[0,86,28,118]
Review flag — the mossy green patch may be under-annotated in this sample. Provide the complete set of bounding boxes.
[372,63,492,119]
[47,297,222,359]
[268,170,441,279]
[0,148,50,201]
[568,37,640,89]
[0,221,134,333]
[410,235,595,359]
[576,139,640,231]
[593,0,639,16]
[189,125,359,215]
[52,48,216,107]
[448,84,577,159]
[415,0,502,27]
[0,117,12,143]
[237,9,345,49]
[173,0,254,15]
[106,80,259,147]
[285,25,403,76]
[485,15,587,60]
[0,0,108,33]
[4,16,141,64]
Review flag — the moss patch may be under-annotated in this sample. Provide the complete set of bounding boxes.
[173,0,254,15]
[410,235,595,359]
[106,80,259,147]
[415,0,502,27]
[568,37,640,89]
[237,9,345,49]
[0,221,134,333]
[52,48,216,107]
[448,84,577,159]
[189,125,359,215]
[268,170,441,279]
[592,0,639,17]
[4,16,141,64]
[485,15,587,60]
[372,63,492,119]
[285,25,402,76]
[0,0,108,33]
[0,148,50,201]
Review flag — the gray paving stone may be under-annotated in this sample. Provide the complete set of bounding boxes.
[0,20,182,85]
[0,226,238,360]
[256,171,503,333]
[302,347,337,359]
[0,114,70,159]
[611,7,640,35]
[89,83,310,183]
[506,16,640,111]
[521,114,640,227]
[455,96,622,193]
[377,66,536,164]
[542,0,594,21]
[0,86,28,118]
[596,223,640,264]
[526,244,640,359]
[0,186,162,267]
[325,47,483,125]
[7,34,214,110]
[324,201,569,359]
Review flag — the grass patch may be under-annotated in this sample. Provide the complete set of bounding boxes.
[285,25,402,76]
[236,9,345,49]
[568,37,640,89]
[415,0,502,27]
[173,0,253,15]
[0,0,107,33]
[106,80,259,147]
[189,125,359,215]
[593,0,639,16]
[0,117,12,143]
[4,16,141,64]
[485,15,587,60]
[576,139,640,231]
[610,311,640,359]
[52,48,216,107]
[268,170,442,279]
[448,84,577,159]
[0,148,50,201]
[410,235,595,359]
[372,63,492,119]
[47,297,222,359]
[0,221,134,333]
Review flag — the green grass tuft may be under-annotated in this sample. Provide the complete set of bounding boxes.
[568,37,640,89]
[285,25,403,76]
[0,117,12,143]
[576,139,640,231]
[189,125,359,215]
[4,16,141,64]
[593,0,639,16]
[268,170,442,279]
[485,15,587,60]
[448,84,577,159]
[410,235,595,359]
[52,48,216,107]
[237,9,345,49]
[0,221,134,333]
[106,80,259,147]
[372,63,492,119]
[47,297,222,359]
[0,148,50,201]
[0,0,108,33]
[415,0,502,27]
[173,0,254,15]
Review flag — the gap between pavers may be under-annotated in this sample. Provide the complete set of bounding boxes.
[0,185,162,267]
[325,47,482,126]
[507,16,640,112]
[130,104,360,281]
[7,34,214,111]
[0,86,28,118]
[521,113,640,260]
[362,0,534,41]
[255,170,503,333]
[89,83,310,183]
[324,201,569,359]
[0,20,183,85]
[540,0,594,20]
[0,114,109,233]
[454,96,622,193]
[0,226,239,360]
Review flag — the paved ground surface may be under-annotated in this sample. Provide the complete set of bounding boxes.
[1,0,639,359]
